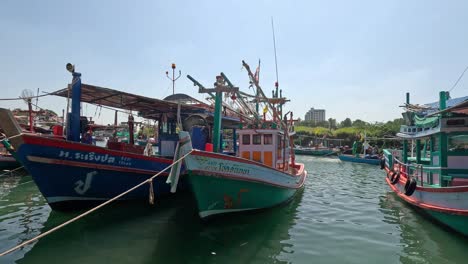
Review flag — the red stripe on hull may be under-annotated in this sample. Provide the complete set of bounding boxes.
[384,167,468,193]
[192,150,305,177]
[27,155,166,176]
[21,134,172,164]
[385,177,468,216]
[190,168,307,190]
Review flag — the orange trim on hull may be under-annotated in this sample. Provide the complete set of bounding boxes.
[386,177,468,216]
[384,167,468,193]
[190,169,307,189]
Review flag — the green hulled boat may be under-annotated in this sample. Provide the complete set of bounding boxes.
[169,62,307,219]
[383,91,468,236]
[294,147,336,156]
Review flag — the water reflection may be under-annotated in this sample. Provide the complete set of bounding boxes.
[13,188,302,264]
[4,156,468,263]
[379,192,468,263]
[0,174,50,263]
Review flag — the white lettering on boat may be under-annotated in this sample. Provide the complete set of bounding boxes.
[194,156,250,175]
[58,150,132,166]
[74,171,96,195]
[218,163,250,175]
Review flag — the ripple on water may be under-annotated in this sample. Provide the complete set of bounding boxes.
[2,158,468,263]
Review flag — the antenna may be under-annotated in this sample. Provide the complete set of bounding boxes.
[35,88,40,110]
[271,17,279,93]
[166,63,182,95]
[449,65,468,92]
[20,89,34,103]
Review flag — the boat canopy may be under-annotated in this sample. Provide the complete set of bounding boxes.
[428,99,468,116]
[414,115,439,127]
[51,84,238,123]
[424,95,468,111]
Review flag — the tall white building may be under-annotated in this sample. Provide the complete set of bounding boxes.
[305,108,326,123]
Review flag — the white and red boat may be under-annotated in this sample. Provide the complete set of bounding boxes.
[383,91,468,236]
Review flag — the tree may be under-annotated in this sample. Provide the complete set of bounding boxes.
[352,119,367,128]
[340,118,352,128]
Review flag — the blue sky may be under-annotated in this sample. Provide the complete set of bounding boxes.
[1,0,468,124]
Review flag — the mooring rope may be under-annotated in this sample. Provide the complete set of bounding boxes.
[0,149,193,257]
[0,166,25,178]
[2,133,24,142]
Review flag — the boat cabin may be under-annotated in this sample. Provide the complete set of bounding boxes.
[384,91,468,188]
[237,128,291,171]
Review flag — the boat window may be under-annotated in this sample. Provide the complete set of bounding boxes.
[432,136,439,151]
[447,119,465,126]
[277,135,282,158]
[264,134,273,145]
[242,134,250,145]
[161,122,168,134]
[253,134,262,145]
[448,134,468,152]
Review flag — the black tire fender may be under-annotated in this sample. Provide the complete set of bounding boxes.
[404,178,417,196]
[390,171,400,185]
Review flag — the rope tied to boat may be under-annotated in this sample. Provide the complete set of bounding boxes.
[0,149,193,257]
[0,166,25,178]
[149,180,155,205]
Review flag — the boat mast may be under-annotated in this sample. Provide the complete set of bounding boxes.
[187,74,239,153]
[272,18,282,120]
[66,63,82,142]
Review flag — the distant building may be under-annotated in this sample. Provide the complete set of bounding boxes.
[305,108,326,123]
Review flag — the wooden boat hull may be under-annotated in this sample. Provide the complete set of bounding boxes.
[185,150,307,218]
[385,169,468,236]
[11,134,185,210]
[338,154,380,165]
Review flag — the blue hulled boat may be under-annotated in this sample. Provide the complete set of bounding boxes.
[338,154,381,165]
[0,64,240,210]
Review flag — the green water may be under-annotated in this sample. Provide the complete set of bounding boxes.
[1,156,468,263]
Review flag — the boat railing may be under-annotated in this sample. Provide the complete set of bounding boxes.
[392,157,425,186]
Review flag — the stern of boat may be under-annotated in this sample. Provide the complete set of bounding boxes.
[0,108,25,152]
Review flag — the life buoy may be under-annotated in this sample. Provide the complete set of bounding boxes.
[404,178,417,196]
[380,158,385,170]
[390,171,400,185]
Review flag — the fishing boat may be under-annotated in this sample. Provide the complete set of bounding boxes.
[338,137,381,165]
[338,154,380,165]
[382,91,468,236]
[293,136,340,156]
[169,61,307,219]
[0,64,239,210]
[294,146,336,156]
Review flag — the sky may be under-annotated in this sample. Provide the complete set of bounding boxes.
[1,0,468,125]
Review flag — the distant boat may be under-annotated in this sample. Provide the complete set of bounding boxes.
[338,154,380,165]
[338,136,381,165]
[383,91,468,236]
[294,146,336,156]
